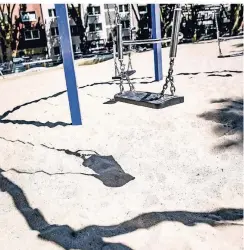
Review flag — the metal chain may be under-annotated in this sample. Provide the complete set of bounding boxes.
[118,60,135,92]
[114,4,121,25]
[161,58,176,96]
[119,61,125,93]
[127,4,133,71]
[114,4,135,93]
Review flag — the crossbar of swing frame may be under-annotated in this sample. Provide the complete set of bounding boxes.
[122,33,184,46]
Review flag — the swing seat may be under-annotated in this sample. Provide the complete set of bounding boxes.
[112,70,136,80]
[114,90,184,109]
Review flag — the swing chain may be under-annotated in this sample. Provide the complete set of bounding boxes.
[127,4,133,71]
[114,4,121,25]
[119,61,125,93]
[161,58,176,96]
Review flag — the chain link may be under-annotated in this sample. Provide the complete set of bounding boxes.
[114,4,135,93]
[114,4,121,25]
[127,4,133,71]
[119,61,125,93]
[161,58,176,96]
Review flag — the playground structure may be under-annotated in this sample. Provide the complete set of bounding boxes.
[55,4,184,125]
[0,18,243,250]
[215,10,244,58]
[107,4,184,109]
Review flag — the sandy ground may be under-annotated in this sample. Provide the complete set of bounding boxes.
[0,39,243,250]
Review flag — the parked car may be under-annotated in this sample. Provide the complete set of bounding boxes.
[12,58,26,73]
[0,62,13,75]
[74,52,83,60]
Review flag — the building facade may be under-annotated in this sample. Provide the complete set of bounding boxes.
[0,4,47,61]
[1,4,235,62]
[41,4,83,59]
[41,4,139,58]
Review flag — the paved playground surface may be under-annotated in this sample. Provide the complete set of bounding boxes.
[0,39,243,250]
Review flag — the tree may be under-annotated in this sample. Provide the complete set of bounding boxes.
[0,4,16,61]
[160,4,176,39]
[67,4,88,53]
[0,4,28,61]
[218,4,243,36]
[229,4,243,35]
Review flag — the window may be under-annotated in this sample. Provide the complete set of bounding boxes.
[51,27,59,36]
[54,46,60,55]
[119,4,129,12]
[121,20,129,29]
[123,36,130,40]
[89,23,102,32]
[208,13,213,20]
[48,9,56,17]
[87,5,101,15]
[94,6,100,14]
[24,31,32,40]
[24,30,40,40]
[21,11,36,22]
[138,5,147,12]
[32,30,39,39]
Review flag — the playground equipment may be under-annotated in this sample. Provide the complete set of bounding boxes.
[112,5,184,109]
[215,11,244,58]
[55,4,82,125]
[54,4,184,125]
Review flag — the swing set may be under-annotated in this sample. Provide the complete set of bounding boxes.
[106,4,184,109]
[55,4,185,125]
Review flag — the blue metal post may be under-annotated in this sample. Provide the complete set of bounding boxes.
[55,4,82,125]
[151,4,163,81]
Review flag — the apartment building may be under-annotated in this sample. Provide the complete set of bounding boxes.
[41,4,83,59]
[137,4,151,39]
[0,4,46,61]
[41,4,140,57]
[104,4,139,41]
[81,4,107,52]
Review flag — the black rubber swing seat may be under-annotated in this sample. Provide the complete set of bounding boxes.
[114,91,184,109]
[112,70,136,80]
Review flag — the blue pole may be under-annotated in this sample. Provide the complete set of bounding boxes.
[55,4,82,125]
[151,4,163,81]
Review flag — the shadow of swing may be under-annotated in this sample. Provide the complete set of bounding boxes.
[41,144,135,188]
[0,168,243,250]
[0,136,135,188]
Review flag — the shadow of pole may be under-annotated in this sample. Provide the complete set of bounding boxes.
[0,168,243,250]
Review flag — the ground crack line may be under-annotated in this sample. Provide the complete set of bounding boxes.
[3,168,92,177]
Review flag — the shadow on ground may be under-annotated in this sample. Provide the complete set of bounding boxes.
[218,52,243,58]
[177,69,243,76]
[0,168,243,250]
[198,98,243,150]
[232,43,243,48]
[0,136,134,188]
[0,77,154,128]
[0,73,242,128]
